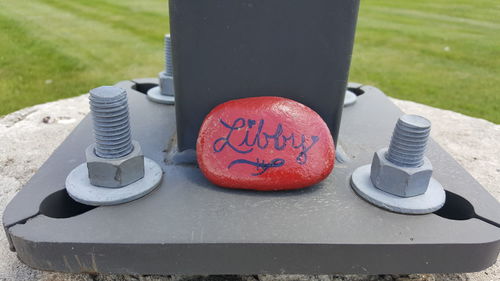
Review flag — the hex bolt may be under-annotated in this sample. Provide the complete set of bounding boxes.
[386,114,430,167]
[350,114,445,214]
[66,86,163,206]
[89,86,134,159]
[369,115,433,197]
[165,34,173,77]
[147,34,175,104]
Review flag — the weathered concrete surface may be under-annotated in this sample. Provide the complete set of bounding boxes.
[0,95,498,281]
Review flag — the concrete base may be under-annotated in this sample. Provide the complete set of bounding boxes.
[2,81,500,276]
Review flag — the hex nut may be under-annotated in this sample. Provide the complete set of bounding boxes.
[86,140,145,188]
[370,148,433,197]
[158,71,174,96]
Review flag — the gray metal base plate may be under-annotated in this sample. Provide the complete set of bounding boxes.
[3,80,500,275]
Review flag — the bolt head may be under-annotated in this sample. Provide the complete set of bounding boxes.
[158,71,174,96]
[370,148,433,197]
[86,140,145,188]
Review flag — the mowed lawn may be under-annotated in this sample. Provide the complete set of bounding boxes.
[350,0,500,123]
[0,0,499,123]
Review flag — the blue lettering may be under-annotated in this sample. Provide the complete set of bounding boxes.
[213,117,319,165]
[228,158,285,176]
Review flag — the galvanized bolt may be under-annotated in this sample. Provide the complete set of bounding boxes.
[165,34,173,77]
[86,86,144,188]
[386,115,430,167]
[369,115,434,197]
[90,86,134,159]
[350,114,445,214]
[147,34,175,104]
[66,86,163,206]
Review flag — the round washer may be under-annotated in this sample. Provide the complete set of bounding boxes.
[344,90,357,107]
[350,165,445,214]
[147,86,175,105]
[66,157,163,206]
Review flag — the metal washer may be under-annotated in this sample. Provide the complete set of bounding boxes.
[351,165,446,214]
[147,86,175,105]
[344,90,357,107]
[66,158,163,206]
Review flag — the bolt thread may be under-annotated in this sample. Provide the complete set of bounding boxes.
[386,114,431,167]
[165,34,173,76]
[89,86,133,159]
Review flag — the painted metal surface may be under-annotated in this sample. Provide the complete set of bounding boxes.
[170,0,360,150]
[2,81,500,275]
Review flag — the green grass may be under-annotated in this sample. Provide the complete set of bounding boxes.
[350,0,500,123]
[0,0,499,123]
[0,0,168,115]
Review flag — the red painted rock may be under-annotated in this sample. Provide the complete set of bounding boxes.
[196,96,335,191]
